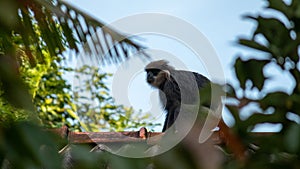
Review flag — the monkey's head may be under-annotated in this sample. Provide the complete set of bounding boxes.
[145,60,174,88]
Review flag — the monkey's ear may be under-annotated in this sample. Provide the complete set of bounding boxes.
[162,70,171,80]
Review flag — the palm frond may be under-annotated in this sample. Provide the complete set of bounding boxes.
[0,0,147,66]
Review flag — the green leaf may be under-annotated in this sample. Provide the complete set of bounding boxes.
[234,57,269,90]
[284,123,300,153]
[244,113,285,127]
[259,92,289,110]
[254,17,290,47]
[267,0,291,19]
[66,109,79,119]
[238,39,271,54]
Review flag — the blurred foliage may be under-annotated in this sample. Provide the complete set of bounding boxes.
[0,122,64,169]
[0,0,154,167]
[0,0,144,66]
[224,0,300,168]
[0,0,146,126]
[0,0,154,131]
[20,55,81,130]
[73,65,157,131]
[4,29,154,132]
[0,0,145,113]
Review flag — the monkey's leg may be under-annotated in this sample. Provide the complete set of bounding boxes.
[171,107,180,132]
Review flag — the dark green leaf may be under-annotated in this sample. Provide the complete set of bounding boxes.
[239,39,271,54]
[234,57,269,90]
[260,92,289,110]
[254,17,290,47]
[244,113,285,127]
[284,123,300,153]
[267,0,291,19]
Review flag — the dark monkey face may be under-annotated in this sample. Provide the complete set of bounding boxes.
[145,68,170,88]
[146,69,160,83]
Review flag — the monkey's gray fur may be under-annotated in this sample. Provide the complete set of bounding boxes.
[145,60,210,132]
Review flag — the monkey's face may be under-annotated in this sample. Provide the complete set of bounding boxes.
[145,68,170,88]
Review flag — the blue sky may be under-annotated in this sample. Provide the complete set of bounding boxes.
[65,0,290,131]
[66,0,265,79]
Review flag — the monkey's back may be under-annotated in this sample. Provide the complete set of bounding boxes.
[160,70,210,107]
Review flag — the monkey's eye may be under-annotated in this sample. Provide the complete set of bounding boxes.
[146,69,161,76]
